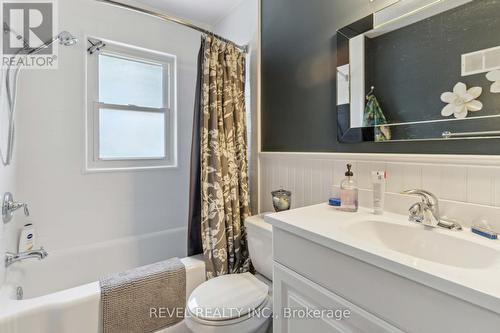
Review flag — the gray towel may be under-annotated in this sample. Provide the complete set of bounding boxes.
[100,258,186,333]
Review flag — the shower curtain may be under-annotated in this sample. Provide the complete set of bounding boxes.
[188,36,251,278]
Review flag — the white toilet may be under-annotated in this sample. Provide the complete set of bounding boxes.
[185,215,273,333]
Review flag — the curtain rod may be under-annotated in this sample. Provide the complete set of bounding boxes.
[95,0,249,53]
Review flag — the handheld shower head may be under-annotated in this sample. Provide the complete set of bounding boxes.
[1,29,78,166]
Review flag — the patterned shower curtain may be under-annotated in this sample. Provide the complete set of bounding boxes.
[199,36,251,278]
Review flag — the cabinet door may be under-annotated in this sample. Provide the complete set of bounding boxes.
[273,263,404,333]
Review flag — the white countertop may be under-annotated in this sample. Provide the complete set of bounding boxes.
[266,204,500,314]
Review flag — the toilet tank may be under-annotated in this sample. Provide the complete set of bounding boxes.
[245,214,273,280]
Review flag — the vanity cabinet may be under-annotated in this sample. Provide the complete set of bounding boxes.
[272,227,500,333]
[273,262,403,333]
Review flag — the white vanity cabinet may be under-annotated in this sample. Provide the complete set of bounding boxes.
[270,219,500,333]
[273,262,403,333]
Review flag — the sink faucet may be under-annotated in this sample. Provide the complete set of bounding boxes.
[5,247,48,267]
[402,189,462,231]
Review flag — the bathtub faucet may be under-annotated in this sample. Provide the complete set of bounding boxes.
[5,247,48,267]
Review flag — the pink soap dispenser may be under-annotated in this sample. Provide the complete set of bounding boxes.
[340,164,358,212]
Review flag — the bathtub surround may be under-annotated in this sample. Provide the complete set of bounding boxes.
[0,0,259,331]
[100,257,186,333]
[0,0,202,291]
[0,65,19,286]
[198,36,251,278]
[1,31,79,167]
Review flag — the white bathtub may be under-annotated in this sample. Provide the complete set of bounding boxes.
[0,230,206,333]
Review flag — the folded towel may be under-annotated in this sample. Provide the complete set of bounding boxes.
[100,258,186,333]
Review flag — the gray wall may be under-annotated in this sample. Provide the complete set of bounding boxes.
[261,0,500,154]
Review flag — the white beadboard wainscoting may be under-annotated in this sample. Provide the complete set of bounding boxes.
[259,152,500,219]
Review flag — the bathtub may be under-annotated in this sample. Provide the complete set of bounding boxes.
[0,230,206,333]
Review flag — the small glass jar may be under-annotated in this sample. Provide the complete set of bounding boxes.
[271,189,292,212]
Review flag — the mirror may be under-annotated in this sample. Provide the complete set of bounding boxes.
[337,0,500,143]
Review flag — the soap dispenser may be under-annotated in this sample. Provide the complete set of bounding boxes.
[340,164,358,212]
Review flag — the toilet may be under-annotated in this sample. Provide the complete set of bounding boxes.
[185,215,273,333]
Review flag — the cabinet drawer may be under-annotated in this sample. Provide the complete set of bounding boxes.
[273,262,404,333]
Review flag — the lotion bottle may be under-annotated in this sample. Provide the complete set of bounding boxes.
[18,223,35,252]
[340,164,358,212]
[372,171,386,215]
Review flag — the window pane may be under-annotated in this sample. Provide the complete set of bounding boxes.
[99,109,165,160]
[99,54,164,108]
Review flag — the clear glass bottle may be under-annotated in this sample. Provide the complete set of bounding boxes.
[340,164,358,212]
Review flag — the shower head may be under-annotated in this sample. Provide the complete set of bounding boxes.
[24,30,78,55]
[1,29,78,166]
[57,31,78,46]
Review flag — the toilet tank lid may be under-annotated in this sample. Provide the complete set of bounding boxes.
[187,272,269,321]
[245,214,272,232]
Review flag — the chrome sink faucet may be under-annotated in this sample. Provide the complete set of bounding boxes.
[5,247,48,267]
[402,189,462,231]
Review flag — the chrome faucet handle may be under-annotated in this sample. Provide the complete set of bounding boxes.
[402,189,441,227]
[9,202,29,216]
[21,203,29,216]
[402,189,462,231]
[408,202,424,223]
[402,189,440,218]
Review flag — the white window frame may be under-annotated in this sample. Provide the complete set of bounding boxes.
[86,38,177,172]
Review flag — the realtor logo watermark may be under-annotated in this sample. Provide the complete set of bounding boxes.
[2,0,58,69]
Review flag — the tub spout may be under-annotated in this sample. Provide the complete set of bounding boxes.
[5,247,48,267]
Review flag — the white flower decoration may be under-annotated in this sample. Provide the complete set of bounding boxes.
[486,70,500,93]
[440,82,483,119]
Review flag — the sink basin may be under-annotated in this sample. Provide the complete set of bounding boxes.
[345,220,500,269]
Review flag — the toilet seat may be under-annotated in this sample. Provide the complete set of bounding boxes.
[187,272,269,323]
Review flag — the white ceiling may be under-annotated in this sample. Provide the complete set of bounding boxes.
[133,0,246,27]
